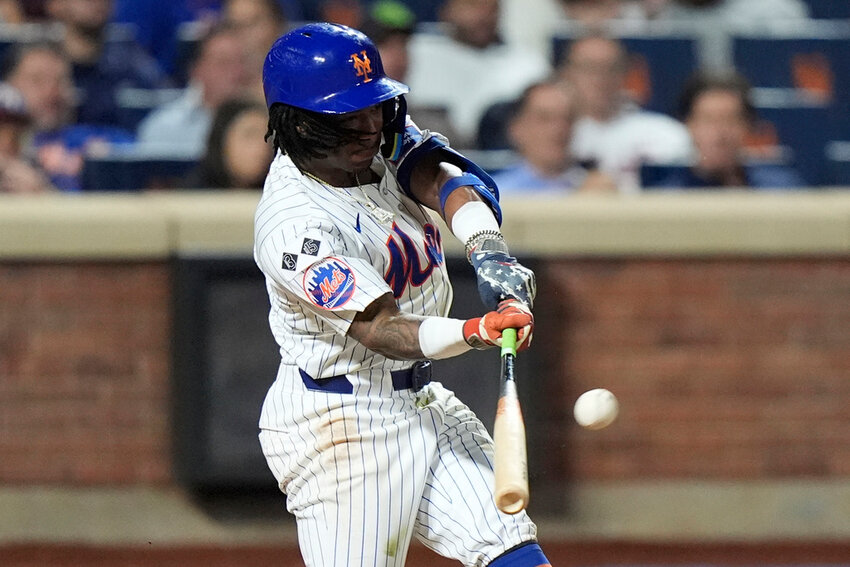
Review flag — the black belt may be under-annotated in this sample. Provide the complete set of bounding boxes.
[391,360,432,392]
[299,361,432,394]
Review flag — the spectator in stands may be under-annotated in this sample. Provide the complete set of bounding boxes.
[222,0,287,103]
[493,80,616,194]
[406,0,551,148]
[135,23,250,158]
[560,0,630,24]
[4,43,134,191]
[359,0,415,83]
[653,70,804,189]
[184,98,272,190]
[183,0,224,23]
[45,0,170,125]
[319,0,364,28]
[110,0,189,78]
[0,82,54,193]
[0,0,24,21]
[0,0,48,22]
[0,83,28,156]
[359,0,459,139]
[111,0,300,84]
[558,33,691,192]
[4,43,74,133]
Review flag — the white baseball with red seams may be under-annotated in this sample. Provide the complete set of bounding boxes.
[573,388,619,430]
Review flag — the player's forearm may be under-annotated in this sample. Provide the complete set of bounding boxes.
[349,293,474,361]
[349,293,428,360]
[349,293,534,361]
[351,312,427,360]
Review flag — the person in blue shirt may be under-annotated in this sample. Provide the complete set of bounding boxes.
[492,79,616,194]
[0,81,55,194]
[4,43,135,191]
[655,70,805,189]
[46,0,170,126]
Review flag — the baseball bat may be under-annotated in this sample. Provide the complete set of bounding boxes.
[493,328,529,514]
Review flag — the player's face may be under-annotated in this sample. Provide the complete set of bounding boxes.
[327,104,384,173]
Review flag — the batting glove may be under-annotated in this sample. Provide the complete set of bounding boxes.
[470,247,537,311]
[463,300,534,352]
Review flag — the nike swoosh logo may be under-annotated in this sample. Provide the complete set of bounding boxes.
[355,213,361,233]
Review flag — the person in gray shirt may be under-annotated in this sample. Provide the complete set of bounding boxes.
[135,23,251,158]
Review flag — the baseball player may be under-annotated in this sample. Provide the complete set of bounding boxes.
[254,23,551,567]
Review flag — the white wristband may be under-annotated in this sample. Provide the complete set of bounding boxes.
[418,317,471,360]
[450,201,500,244]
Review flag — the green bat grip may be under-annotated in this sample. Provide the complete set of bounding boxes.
[501,328,517,357]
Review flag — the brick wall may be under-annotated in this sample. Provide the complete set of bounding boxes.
[536,258,850,483]
[0,263,171,484]
[1,258,849,486]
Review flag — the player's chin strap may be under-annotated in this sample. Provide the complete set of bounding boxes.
[381,95,502,225]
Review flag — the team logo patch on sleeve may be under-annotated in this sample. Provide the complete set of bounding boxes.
[303,258,356,309]
[282,252,298,270]
[301,238,321,255]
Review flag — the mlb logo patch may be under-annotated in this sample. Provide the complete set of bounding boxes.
[303,258,356,309]
[301,238,321,255]
[281,252,298,271]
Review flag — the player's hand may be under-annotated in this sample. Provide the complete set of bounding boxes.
[470,249,537,311]
[463,300,534,352]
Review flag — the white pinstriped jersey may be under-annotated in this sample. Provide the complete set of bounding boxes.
[253,152,453,399]
[254,152,539,567]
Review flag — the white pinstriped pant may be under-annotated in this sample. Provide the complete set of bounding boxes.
[259,381,538,567]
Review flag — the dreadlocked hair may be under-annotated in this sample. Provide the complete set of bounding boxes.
[265,103,368,169]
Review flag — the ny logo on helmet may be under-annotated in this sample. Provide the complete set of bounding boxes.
[351,50,373,83]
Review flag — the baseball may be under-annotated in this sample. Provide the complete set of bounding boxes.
[573,389,619,430]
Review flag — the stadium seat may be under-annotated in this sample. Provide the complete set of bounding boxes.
[805,0,850,19]
[0,22,61,63]
[114,87,183,131]
[639,163,691,189]
[553,30,698,117]
[640,157,801,190]
[81,154,198,191]
[476,100,516,151]
[750,104,831,186]
[826,141,850,186]
[732,25,850,138]
[733,26,850,183]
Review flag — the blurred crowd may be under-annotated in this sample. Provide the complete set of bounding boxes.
[0,0,844,195]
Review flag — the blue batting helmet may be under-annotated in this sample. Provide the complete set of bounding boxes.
[262,22,409,114]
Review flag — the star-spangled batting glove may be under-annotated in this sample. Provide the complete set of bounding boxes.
[462,300,534,352]
[469,248,537,311]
